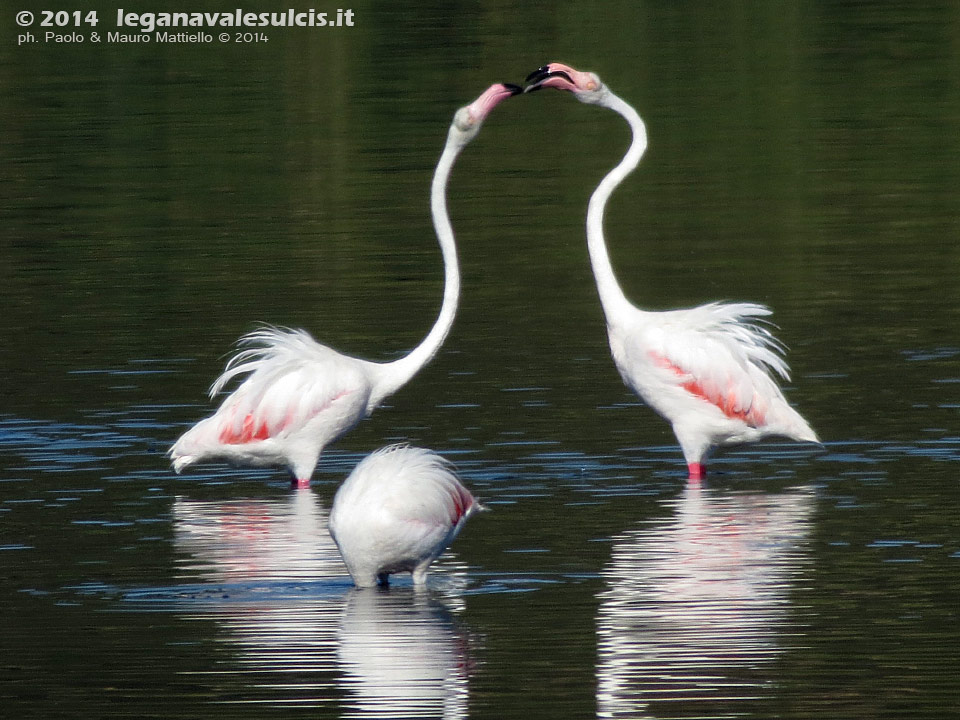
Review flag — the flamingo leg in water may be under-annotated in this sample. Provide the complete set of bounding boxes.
[687,462,706,481]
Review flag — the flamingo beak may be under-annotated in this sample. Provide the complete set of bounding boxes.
[465,82,524,125]
[524,65,575,93]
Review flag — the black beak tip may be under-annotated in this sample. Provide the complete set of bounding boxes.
[523,67,574,93]
[502,83,523,96]
[525,65,551,84]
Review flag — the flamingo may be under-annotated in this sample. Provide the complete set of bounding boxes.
[169,83,520,488]
[525,63,818,480]
[328,444,483,588]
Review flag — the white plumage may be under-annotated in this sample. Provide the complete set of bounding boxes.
[610,301,818,472]
[328,445,483,588]
[170,327,377,483]
[527,64,818,478]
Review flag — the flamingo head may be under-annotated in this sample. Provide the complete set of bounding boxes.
[451,82,522,143]
[525,62,607,105]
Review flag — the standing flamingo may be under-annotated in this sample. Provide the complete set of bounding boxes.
[328,445,483,588]
[525,63,818,479]
[170,83,520,488]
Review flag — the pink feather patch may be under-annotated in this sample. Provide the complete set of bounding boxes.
[217,389,354,446]
[649,351,766,426]
[219,413,272,445]
[448,485,473,526]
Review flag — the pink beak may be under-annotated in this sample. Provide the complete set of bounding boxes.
[466,82,522,122]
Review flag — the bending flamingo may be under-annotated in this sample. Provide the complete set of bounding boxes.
[328,444,483,588]
[170,83,520,488]
[526,63,818,479]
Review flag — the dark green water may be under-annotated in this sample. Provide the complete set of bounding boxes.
[2,2,959,717]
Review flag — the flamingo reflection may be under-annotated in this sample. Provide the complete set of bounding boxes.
[337,589,471,718]
[171,492,474,715]
[173,489,342,583]
[596,483,814,718]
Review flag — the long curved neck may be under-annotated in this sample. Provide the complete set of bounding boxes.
[586,91,648,320]
[372,129,462,406]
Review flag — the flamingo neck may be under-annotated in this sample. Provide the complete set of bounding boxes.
[585,91,648,321]
[371,130,462,407]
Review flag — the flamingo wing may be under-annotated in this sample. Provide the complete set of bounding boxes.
[209,327,372,446]
[371,446,477,527]
[336,446,475,551]
[626,303,790,428]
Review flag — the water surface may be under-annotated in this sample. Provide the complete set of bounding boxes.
[3,2,959,718]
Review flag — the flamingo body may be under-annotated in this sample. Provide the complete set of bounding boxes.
[170,327,379,484]
[609,302,818,476]
[527,64,817,477]
[328,445,482,588]
[169,83,520,487]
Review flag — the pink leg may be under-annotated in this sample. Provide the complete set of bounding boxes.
[291,477,311,489]
[687,462,706,481]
